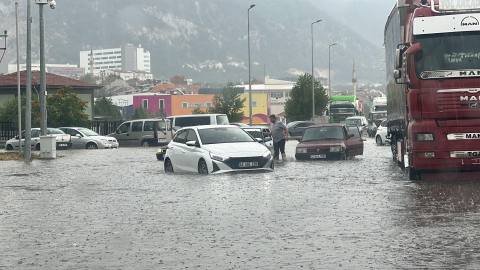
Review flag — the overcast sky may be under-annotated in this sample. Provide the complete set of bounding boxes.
[309,0,395,46]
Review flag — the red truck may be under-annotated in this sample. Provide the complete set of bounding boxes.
[385,0,480,180]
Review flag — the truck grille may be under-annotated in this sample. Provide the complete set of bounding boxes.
[437,90,480,111]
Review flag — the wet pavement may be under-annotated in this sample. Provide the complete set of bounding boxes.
[2,139,480,269]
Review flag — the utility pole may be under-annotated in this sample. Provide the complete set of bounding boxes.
[16,3,22,152]
[248,4,255,125]
[39,2,47,135]
[311,19,321,122]
[25,0,32,160]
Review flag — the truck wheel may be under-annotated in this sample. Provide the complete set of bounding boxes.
[391,136,397,162]
[408,167,422,181]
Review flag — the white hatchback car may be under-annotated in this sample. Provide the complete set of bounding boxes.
[164,125,274,174]
[375,120,390,145]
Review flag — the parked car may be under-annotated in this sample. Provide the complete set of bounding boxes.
[156,146,168,161]
[295,124,364,160]
[375,120,390,146]
[345,116,368,136]
[230,122,249,127]
[5,128,72,151]
[367,111,387,138]
[167,114,229,129]
[164,125,274,174]
[241,126,274,154]
[109,118,172,147]
[286,121,317,137]
[59,127,119,149]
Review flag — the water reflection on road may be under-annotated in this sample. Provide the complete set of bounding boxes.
[1,139,480,269]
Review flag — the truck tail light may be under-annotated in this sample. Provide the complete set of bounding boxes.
[415,133,435,142]
[416,152,435,158]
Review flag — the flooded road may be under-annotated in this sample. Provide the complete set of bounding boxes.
[2,139,480,269]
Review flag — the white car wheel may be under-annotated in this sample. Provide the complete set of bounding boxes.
[376,135,383,146]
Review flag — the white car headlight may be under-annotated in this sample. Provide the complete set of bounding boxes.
[263,150,272,159]
[101,139,109,144]
[210,152,230,162]
[296,148,307,154]
[330,146,342,152]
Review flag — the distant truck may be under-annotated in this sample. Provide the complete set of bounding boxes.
[372,97,387,112]
[385,0,480,180]
[329,95,357,123]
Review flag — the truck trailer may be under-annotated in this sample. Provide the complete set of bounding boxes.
[385,0,480,180]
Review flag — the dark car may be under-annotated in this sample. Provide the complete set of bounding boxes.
[287,121,317,137]
[295,124,364,160]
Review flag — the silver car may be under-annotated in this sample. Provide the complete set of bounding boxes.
[5,128,72,151]
[59,127,119,149]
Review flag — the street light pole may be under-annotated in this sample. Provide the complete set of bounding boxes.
[36,0,55,136]
[25,0,32,161]
[16,3,22,152]
[311,19,321,122]
[328,42,338,99]
[248,4,255,125]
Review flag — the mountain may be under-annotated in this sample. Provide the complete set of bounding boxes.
[0,0,384,84]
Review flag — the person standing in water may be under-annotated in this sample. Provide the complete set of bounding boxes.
[264,114,288,160]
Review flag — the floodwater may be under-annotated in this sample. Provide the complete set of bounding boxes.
[2,139,480,269]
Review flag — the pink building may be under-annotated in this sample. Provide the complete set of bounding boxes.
[133,94,172,116]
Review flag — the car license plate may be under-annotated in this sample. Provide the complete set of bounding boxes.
[462,158,480,165]
[158,139,167,143]
[238,162,258,168]
[310,154,326,159]
[59,144,68,147]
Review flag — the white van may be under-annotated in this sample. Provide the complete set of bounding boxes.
[110,118,173,147]
[167,114,229,130]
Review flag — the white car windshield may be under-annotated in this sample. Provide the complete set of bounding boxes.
[79,129,100,136]
[198,128,255,145]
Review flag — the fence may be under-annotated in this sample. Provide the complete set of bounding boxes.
[91,120,123,136]
[0,122,17,141]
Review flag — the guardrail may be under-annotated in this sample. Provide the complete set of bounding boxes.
[0,122,17,141]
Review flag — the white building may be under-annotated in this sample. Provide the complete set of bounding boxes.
[105,69,153,81]
[79,44,151,74]
[239,76,295,115]
[8,63,80,74]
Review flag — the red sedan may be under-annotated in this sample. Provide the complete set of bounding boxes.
[295,124,364,160]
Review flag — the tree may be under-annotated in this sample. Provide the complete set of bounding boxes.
[284,73,329,121]
[129,107,152,120]
[0,95,41,128]
[94,96,123,120]
[191,107,206,114]
[45,85,91,128]
[208,82,246,122]
[79,73,96,84]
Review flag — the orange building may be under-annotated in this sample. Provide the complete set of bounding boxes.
[171,95,215,116]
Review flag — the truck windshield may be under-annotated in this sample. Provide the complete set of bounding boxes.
[414,31,480,77]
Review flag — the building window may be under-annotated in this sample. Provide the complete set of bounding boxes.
[206,102,212,107]
[285,91,290,98]
[144,55,150,58]
[159,99,165,111]
[271,92,284,98]
[144,60,150,63]
[117,56,122,59]
[104,52,114,55]
[94,53,102,55]
[143,99,148,109]
[252,101,258,107]
[182,102,188,108]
